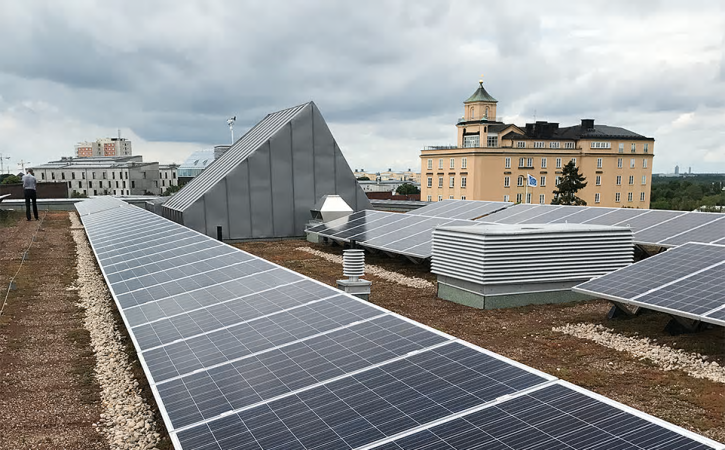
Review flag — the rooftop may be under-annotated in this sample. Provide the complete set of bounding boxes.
[464,80,498,103]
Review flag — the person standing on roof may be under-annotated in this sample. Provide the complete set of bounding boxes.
[22,168,39,221]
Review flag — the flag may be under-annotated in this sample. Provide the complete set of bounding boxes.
[527,174,537,187]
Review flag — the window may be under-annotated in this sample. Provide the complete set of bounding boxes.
[450,158,455,169]
[504,176,510,187]
[449,195,454,199]
[505,157,511,169]
[517,141,526,148]
[461,176,467,188]
[628,192,633,202]
[112,172,116,179]
[644,143,649,153]
[541,158,547,169]
[640,192,646,202]
[427,159,432,170]
[438,195,443,202]
[52,172,57,180]
[534,141,544,148]
[549,142,560,149]
[555,176,561,186]
[469,106,474,119]
[41,173,46,180]
[615,192,621,203]
[616,175,622,185]
[526,193,532,204]
[461,196,466,200]
[463,135,480,148]
[643,159,648,169]
[427,195,432,202]
[540,176,546,186]
[516,193,523,203]
[564,142,575,149]
[122,181,126,188]
[485,106,489,118]
[449,177,455,188]
[88,181,93,188]
[519,158,533,168]
[519,157,525,167]
[571,158,576,165]
[630,158,635,168]
[427,177,432,188]
[631,143,636,153]
[78,181,82,188]
[596,175,601,186]
[487,135,498,147]
[597,158,602,169]
[641,175,647,185]
[438,159,443,169]
[61,172,66,180]
[438,177,443,188]
[618,143,624,153]
[595,193,601,203]
[131,180,136,189]
[617,158,623,168]
[556,158,562,169]
[71,172,75,180]
[82,172,86,180]
[102,172,107,179]
[503,195,510,202]
[517,175,525,187]
[115,181,119,188]
[590,142,611,149]
[628,175,634,185]
[539,194,545,204]
[461,158,467,169]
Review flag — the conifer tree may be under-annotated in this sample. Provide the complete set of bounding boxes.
[551,160,588,205]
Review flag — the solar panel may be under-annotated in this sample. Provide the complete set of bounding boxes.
[574,242,725,326]
[611,209,685,233]
[407,200,511,220]
[76,198,722,450]
[372,381,718,450]
[75,196,129,216]
[635,212,724,245]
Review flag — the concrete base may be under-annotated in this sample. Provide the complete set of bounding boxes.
[306,232,321,244]
[337,279,372,301]
[437,279,592,310]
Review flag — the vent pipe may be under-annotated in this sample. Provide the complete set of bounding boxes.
[336,248,372,301]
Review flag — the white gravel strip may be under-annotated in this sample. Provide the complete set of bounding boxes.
[70,212,160,450]
[553,323,725,384]
[296,247,434,289]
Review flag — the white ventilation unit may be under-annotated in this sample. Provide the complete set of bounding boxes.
[431,223,634,309]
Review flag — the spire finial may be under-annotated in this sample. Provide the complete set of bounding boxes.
[479,75,484,86]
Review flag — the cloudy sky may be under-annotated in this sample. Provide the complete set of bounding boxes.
[1,0,724,174]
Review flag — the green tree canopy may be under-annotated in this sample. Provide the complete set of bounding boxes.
[395,183,420,195]
[551,160,588,206]
[0,175,21,185]
[163,184,183,196]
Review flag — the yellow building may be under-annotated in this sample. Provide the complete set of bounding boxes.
[420,81,654,207]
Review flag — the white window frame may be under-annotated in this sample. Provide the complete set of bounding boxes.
[517,175,525,187]
[527,157,533,167]
[597,158,602,169]
[549,142,560,149]
[504,176,510,187]
[449,176,455,188]
[615,192,621,203]
[564,142,575,149]
[541,158,547,169]
[534,141,545,149]
[595,193,601,203]
[556,158,562,169]
[427,177,432,188]
[487,135,498,147]
[641,175,647,185]
[596,175,601,186]
[505,157,511,169]
[616,175,622,185]
[516,193,522,203]
[461,157,467,169]
[539,194,545,204]
[644,143,649,153]
[643,159,648,169]
[438,195,443,202]
[503,195,510,202]
[463,135,480,148]
[540,176,546,187]
[461,176,467,188]
[629,175,634,185]
[449,195,454,200]
[526,193,532,204]
[517,141,526,148]
[630,158,635,168]
[427,195,432,201]
[631,143,636,153]
[450,158,455,169]
[571,157,576,165]
[618,143,624,153]
[438,177,443,188]
[438,159,443,169]
[617,158,623,168]
[628,192,633,202]
[640,192,646,202]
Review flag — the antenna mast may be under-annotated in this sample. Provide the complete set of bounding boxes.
[227,116,236,144]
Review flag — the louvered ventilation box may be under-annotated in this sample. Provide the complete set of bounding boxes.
[431,223,633,309]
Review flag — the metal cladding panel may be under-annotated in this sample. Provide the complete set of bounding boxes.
[202,178,229,239]
[182,200,206,235]
[248,142,275,238]
[269,122,296,237]
[334,142,359,212]
[311,104,336,206]
[291,105,317,230]
[226,161,253,240]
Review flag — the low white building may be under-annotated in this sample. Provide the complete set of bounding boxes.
[31,155,168,197]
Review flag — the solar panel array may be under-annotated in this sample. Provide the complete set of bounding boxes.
[307,201,511,259]
[480,204,725,247]
[78,198,722,450]
[574,242,725,327]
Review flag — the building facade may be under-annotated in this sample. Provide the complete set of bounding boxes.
[75,137,133,158]
[420,82,655,207]
[31,155,164,197]
[354,169,421,184]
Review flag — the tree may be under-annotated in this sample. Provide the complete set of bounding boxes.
[395,183,420,195]
[0,175,21,185]
[163,184,183,196]
[551,160,588,206]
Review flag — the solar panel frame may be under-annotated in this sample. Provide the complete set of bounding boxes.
[634,212,724,245]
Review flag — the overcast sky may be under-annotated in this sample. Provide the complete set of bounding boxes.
[1,0,724,174]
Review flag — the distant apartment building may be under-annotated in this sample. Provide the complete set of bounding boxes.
[31,155,165,196]
[159,164,179,191]
[420,81,655,207]
[75,137,133,158]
